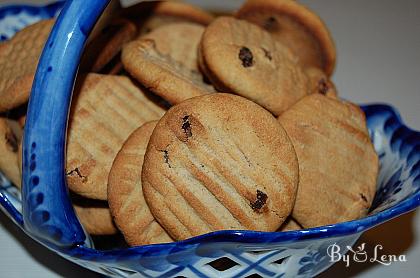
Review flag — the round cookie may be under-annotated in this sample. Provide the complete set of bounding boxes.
[66,74,166,200]
[0,19,54,113]
[108,121,173,246]
[122,22,215,105]
[122,1,214,35]
[142,93,299,240]
[278,94,378,228]
[236,0,336,76]
[200,16,311,116]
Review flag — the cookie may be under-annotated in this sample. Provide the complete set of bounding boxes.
[278,94,378,228]
[200,16,311,116]
[66,74,166,200]
[278,217,302,232]
[72,195,118,235]
[0,19,54,113]
[108,121,172,246]
[122,23,215,105]
[236,0,336,76]
[0,118,21,187]
[142,93,299,240]
[123,1,214,35]
[81,18,137,73]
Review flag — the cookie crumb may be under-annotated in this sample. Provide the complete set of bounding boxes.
[182,115,192,138]
[239,47,254,67]
[250,190,268,212]
[5,131,18,152]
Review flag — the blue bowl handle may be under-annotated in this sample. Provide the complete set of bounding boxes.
[22,0,111,247]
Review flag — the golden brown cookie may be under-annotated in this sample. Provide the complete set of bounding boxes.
[122,22,215,105]
[278,217,302,232]
[0,19,54,113]
[142,93,299,240]
[81,18,137,73]
[278,94,378,228]
[72,195,118,235]
[236,0,336,76]
[66,74,166,200]
[108,121,172,246]
[200,16,311,116]
[0,118,21,187]
[123,1,214,35]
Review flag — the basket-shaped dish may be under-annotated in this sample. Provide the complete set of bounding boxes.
[0,1,419,277]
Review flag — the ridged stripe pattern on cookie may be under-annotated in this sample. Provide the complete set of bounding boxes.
[66,74,165,200]
[142,93,299,240]
[279,94,378,228]
[108,121,173,246]
[0,19,54,112]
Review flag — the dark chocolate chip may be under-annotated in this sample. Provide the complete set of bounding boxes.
[360,193,368,203]
[239,47,254,67]
[182,115,192,138]
[250,190,268,211]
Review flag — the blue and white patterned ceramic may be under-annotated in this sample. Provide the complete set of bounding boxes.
[0,1,419,277]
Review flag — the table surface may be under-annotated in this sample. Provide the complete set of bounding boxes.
[0,0,419,277]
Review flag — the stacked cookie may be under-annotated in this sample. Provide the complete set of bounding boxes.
[0,0,378,247]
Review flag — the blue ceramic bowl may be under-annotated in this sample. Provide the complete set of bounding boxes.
[0,1,419,277]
